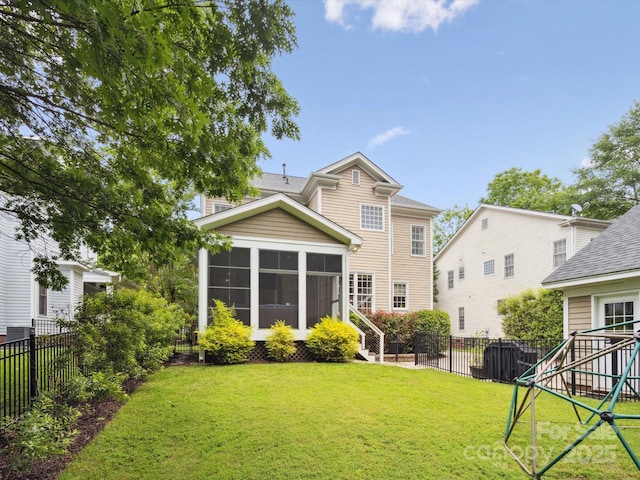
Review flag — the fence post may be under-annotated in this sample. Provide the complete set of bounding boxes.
[449,335,453,373]
[29,328,38,400]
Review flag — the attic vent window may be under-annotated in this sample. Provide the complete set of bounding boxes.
[481,218,488,230]
[214,203,234,214]
[352,170,360,185]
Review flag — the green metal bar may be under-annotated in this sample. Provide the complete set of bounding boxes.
[609,420,640,470]
[607,340,640,411]
[536,419,604,478]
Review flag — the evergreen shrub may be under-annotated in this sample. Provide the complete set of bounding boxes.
[306,316,359,362]
[199,300,254,365]
[265,320,296,362]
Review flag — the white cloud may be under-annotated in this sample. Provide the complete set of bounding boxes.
[324,0,479,33]
[367,126,411,149]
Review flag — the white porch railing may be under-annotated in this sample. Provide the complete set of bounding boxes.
[346,305,384,363]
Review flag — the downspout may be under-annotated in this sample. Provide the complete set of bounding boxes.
[388,197,392,312]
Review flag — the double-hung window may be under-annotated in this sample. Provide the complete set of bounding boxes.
[504,254,514,278]
[393,282,407,310]
[553,239,567,268]
[458,307,465,331]
[350,273,374,313]
[411,225,426,256]
[447,270,454,289]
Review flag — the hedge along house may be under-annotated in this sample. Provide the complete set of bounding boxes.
[195,193,364,360]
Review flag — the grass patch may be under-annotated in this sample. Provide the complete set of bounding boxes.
[60,363,640,479]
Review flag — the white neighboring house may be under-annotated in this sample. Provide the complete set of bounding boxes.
[0,211,119,342]
[434,204,610,338]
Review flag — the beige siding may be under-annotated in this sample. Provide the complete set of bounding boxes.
[320,168,390,310]
[567,295,592,332]
[216,208,339,244]
[391,214,432,310]
[435,209,608,338]
[308,191,319,212]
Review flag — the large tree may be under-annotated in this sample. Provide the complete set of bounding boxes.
[480,167,573,215]
[433,204,473,256]
[0,0,299,288]
[572,101,640,220]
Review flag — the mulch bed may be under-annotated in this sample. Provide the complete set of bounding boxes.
[0,355,198,480]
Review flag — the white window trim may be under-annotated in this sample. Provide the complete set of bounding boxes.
[392,281,408,311]
[352,169,360,185]
[504,253,514,278]
[359,203,384,231]
[553,239,567,269]
[447,270,454,289]
[458,307,465,331]
[593,291,639,330]
[483,259,495,276]
[410,224,426,257]
[350,271,376,312]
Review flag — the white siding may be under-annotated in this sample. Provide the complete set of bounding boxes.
[435,208,609,338]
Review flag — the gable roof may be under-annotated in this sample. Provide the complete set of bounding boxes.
[542,204,640,287]
[251,152,440,214]
[195,193,363,249]
[435,204,611,261]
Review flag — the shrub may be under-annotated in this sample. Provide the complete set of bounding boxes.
[410,310,451,358]
[63,371,128,405]
[265,320,296,362]
[2,393,81,475]
[72,288,189,378]
[306,316,359,362]
[500,288,563,340]
[199,300,254,365]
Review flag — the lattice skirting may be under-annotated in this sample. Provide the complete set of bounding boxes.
[205,341,314,363]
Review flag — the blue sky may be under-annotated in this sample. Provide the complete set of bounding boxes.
[258,0,640,212]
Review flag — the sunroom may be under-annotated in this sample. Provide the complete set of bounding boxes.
[195,194,363,353]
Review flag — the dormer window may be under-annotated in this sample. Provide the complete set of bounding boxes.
[352,169,360,185]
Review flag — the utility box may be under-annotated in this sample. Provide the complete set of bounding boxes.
[6,327,33,342]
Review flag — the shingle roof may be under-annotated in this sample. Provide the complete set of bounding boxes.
[542,204,640,285]
[252,173,439,211]
[253,172,306,193]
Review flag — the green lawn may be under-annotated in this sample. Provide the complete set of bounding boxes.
[60,363,640,480]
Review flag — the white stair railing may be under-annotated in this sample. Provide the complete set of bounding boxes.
[346,305,385,364]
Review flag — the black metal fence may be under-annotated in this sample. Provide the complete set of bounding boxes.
[414,333,640,401]
[1,329,78,424]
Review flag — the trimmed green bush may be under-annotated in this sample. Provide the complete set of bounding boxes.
[368,309,450,355]
[409,310,450,358]
[266,320,296,362]
[199,300,255,365]
[306,316,359,362]
[72,288,189,378]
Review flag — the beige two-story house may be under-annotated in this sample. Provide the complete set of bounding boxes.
[434,204,610,338]
[196,152,441,350]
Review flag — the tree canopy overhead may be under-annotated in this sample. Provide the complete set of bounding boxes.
[572,101,640,220]
[480,167,572,215]
[0,0,300,288]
